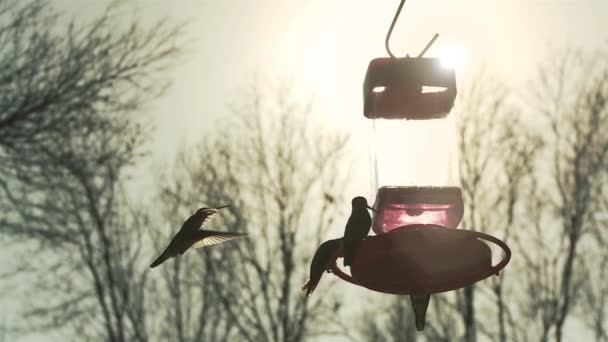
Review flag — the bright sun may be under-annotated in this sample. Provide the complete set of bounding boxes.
[440,44,466,70]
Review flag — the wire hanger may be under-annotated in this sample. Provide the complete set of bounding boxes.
[384,0,440,58]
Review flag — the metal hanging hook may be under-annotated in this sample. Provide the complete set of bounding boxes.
[384,0,440,58]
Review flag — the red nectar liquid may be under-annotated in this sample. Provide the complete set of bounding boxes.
[372,186,464,234]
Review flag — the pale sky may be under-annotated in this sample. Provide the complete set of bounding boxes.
[54,0,608,162]
[53,0,608,200]
[7,0,608,340]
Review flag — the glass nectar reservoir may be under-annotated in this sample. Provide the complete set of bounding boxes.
[364,57,463,234]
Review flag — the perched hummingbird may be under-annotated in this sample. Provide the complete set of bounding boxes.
[342,196,375,267]
[410,294,431,331]
[301,238,342,297]
[150,205,247,268]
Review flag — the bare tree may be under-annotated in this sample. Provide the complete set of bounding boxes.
[359,298,419,342]
[453,70,511,342]
[521,49,608,342]
[576,179,608,342]
[154,83,351,342]
[0,0,179,164]
[485,115,542,342]
[0,0,181,340]
[1,119,154,341]
[578,211,608,342]
[457,75,543,342]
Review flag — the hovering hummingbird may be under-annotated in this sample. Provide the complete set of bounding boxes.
[342,196,375,267]
[150,205,247,268]
[410,294,431,331]
[301,238,342,297]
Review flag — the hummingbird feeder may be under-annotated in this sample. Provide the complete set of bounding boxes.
[329,0,510,297]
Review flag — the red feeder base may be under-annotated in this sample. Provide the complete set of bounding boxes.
[329,225,511,295]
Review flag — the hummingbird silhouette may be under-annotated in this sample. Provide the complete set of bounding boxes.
[301,238,342,297]
[150,205,247,268]
[342,196,375,267]
[410,294,431,331]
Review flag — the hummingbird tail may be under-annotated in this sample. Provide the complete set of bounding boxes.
[343,249,353,267]
[300,280,316,297]
[342,239,360,267]
[150,250,170,268]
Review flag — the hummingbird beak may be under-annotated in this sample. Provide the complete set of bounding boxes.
[367,205,377,213]
[216,205,231,210]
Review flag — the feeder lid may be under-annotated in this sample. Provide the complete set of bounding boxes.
[363,57,457,120]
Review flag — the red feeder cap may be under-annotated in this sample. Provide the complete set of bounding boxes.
[363,57,457,120]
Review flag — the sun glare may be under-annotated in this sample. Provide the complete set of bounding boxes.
[373,86,386,93]
[440,44,466,70]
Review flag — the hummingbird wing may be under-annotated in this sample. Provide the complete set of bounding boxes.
[199,210,217,229]
[192,230,247,248]
[150,210,231,268]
